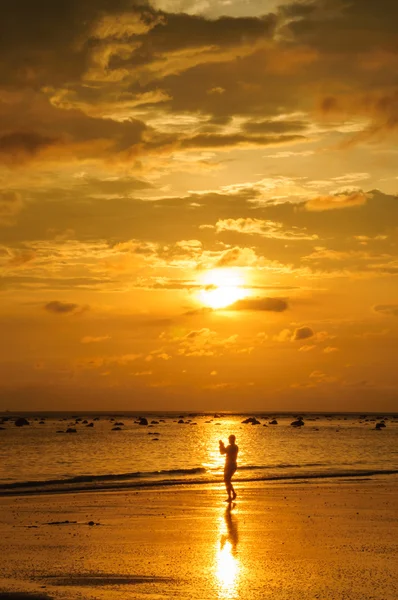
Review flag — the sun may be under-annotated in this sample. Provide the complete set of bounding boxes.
[199,268,249,309]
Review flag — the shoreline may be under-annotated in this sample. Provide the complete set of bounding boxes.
[1,478,398,599]
[1,469,398,498]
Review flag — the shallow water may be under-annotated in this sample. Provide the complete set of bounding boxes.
[0,412,397,493]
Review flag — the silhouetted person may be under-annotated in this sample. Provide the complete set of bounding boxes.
[219,435,238,502]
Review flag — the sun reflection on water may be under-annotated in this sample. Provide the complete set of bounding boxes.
[215,505,241,599]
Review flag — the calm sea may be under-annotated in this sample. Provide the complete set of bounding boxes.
[1,413,397,495]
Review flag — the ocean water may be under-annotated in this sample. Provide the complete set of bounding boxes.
[1,412,397,495]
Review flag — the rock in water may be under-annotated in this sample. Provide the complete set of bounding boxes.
[15,417,30,427]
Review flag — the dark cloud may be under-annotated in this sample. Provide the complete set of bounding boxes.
[180,133,305,150]
[242,120,308,134]
[0,0,155,86]
[292,326,314,340]
[0,191,23,225]
[228,297,288,312]
[374,305,398,317]
[0,132,59,165]
[44,300,88,315]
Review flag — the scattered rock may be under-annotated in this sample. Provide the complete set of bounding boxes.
[291,417,304,427]
[269,419,278,425]
[112,427,122,431]
[151,420,159,424]
[138,417,148,426]
[86,422,94,427]
[65,428,77,433]
[47,520,77,525]
[178,419,185,424]
[15,417,30,427]
[242,417,261,425]
[114,422,124,426]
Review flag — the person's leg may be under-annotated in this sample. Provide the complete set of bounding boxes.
[230,468,237,500]
[224,471,232,501]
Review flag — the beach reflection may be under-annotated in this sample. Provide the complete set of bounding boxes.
[215,504,241,599]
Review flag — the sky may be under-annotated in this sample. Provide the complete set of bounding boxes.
[0,0,397,412]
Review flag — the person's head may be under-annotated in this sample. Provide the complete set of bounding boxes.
[229,435,236,444]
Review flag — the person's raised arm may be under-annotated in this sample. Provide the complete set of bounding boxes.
[219,440,226,454]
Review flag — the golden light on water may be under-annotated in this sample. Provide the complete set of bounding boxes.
[199,269,249,309]
[215,506,241,599]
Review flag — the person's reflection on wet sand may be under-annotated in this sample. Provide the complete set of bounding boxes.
[221,503,238,555]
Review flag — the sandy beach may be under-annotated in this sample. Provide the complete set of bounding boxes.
[0,476,397,600]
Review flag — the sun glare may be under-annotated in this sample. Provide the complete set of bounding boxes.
[199,269,249,310]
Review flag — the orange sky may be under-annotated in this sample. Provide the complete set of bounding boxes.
[1,0,397,411]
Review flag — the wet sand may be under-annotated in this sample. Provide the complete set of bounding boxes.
[0,477,397,600]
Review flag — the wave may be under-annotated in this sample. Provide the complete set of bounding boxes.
[0,467,207,491]
[1,467,398,497]
[238,463,326,471]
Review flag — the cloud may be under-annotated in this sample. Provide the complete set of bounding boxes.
[305,191,368,212]
[44,301,88,315]
[215,247,261,268]
[0,191,24,225]
[81,335,110,343]
[0,132,60,165]
[374,304,398,317]
[228,297,288,312]
[292,326,314,341]
[274,326,314,342]
[323,346,338,353]
[215,217,318,240]
[243,119,308,134]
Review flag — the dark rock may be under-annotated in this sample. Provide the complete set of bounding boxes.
[242,417,260,425]
[178,419,185,424]
[114,422,124,426]
[269,419,278,425]
[15,417,30,427]
[138,417,148,426]
[88,521,95,526]
[291,417,304,427]
[65,428,77,433]
[39,421,45,425]
[152,438,159,441]
[112,427,122,431]
[375,423,385,430]
[82,420,88,424]
[151,420,159,424]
